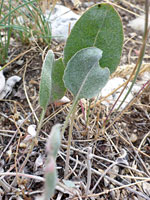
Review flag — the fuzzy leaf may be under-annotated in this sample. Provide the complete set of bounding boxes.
[64,3,123,74]
[46,124,62,159]
[51,58,66,102]
[44,157,57,200]
[63,47,110,100]
[39,50,54,110]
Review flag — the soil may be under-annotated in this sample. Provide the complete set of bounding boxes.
[0,0,150,200]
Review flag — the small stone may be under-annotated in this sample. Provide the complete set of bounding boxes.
[16,59,24,66]
[109,165,119,179]
[142,182,150,196]
[130,133,138,143]
[27,124,37,137]
[128,14,150,33]
[0,67,5,94]
[129,32,137,37]
[46,5,80,41]
[19,142,27,148]
[54,96,70,107]
[83,2,94,8]
[100,77,141,110]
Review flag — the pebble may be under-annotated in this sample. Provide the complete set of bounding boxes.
[16,59,24,66]
[83,2,94,8]
[45,5,80,41]
[130,133,138,143]
[0,67,5,94]
[100,77,141,110]
[128,14,150,33]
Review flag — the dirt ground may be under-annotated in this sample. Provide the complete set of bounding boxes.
[0,0,150,199]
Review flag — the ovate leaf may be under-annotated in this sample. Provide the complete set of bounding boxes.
[64,3,124,74]
[39,50,54,110]
[63,47,110,100]
[51,58,66,102]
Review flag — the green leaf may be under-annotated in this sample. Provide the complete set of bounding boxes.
[47,124,62,159]
[39,50,54,110]
[51,58,66,102]
[44,124,62,200]
[44,157,57,200]
[64,3,123,74]
[63,47,110,100]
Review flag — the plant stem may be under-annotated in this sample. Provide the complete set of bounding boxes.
[85,147,92,196]
[61,98,79,178]
[36,108,46,137]
[86,101,91,127]
[0,0,4,16]
[64,103,77,178]
[19,138,35,172]
[4,0,12,62]
[19,108,46,172]
[61,100,78,137]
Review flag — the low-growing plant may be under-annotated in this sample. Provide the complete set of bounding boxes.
[0,1,148,199]
[36,3,124,199]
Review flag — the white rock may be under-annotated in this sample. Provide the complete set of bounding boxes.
[142,182,150,196]
[0,67,5,94]
[27,124,37,137]
[83,2,94,7]
[54,96,70,106]
[35,154,43,170]
[57,96,70,103]
[128,14,150,33]
[130,133,138,143]
[45,5,80,41]
[0,75,21,99]
[101,77,140,110]
[137,71,150,86]
[16,59,24,66]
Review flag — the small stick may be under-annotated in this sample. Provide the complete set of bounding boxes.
[85,147,92,196]
[91,149,128,193]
